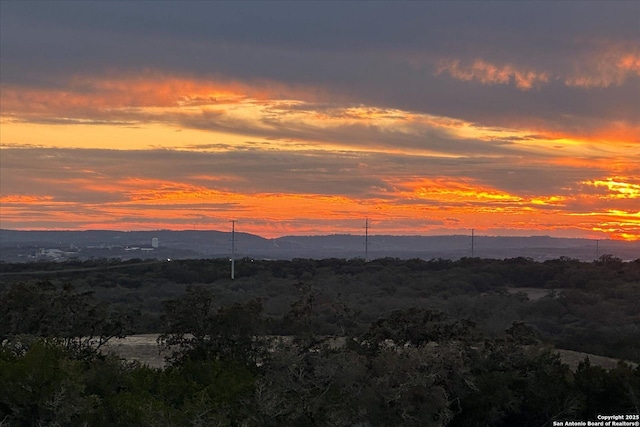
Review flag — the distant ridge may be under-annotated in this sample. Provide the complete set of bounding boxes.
[1,229,638,262]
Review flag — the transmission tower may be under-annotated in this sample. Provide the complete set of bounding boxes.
[471,228,475,257]
[365,218,369,262]
[230,220,236,280]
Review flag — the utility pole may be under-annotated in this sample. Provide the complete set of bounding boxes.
[471,228,475,257]
[365,218,369,262]
[231,220,236,280]
[595,239,599,260]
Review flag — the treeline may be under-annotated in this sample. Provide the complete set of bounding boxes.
[2,256,639,361]
[1,282,639,426]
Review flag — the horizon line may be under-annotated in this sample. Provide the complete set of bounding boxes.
[0,228,632,243]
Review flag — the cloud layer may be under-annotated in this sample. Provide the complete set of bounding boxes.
[1,1,638,239]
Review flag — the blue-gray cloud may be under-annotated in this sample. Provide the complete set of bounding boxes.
[0,146,612,202]
[2,1,638,132]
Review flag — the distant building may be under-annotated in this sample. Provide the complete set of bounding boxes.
[152,237,159,248]
[35,248,78,261]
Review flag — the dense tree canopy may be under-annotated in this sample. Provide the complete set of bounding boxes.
[1,257,639,425]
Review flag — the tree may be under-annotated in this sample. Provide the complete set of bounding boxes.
[361,307,477,351]
[574,358,640,419]
[0,341,97,426]
[0,281,130,360]
[158,285,267,366]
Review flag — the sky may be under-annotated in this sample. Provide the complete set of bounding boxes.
[1,1,639,240]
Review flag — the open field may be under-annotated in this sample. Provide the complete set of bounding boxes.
[103,334,637,371]
[505,287,553,301]
[101,334,167,369]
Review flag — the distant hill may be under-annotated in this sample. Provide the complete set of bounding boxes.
[1,229,638,262]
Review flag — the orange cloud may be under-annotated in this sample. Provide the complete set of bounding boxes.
[2,69,637,160]
[5,166,633,239]
[566,49,640,88]
[394,177,523,204]
[582,177,640,199]
[0,195,55,204]
[435,59,550,90]
[0,73,326,119]
[3,174,639,240]
[569,210,640,241]
[437,45,640,90]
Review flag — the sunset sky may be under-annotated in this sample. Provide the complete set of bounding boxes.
[1,1,639,239]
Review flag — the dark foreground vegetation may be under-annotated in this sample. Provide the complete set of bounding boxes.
[1,256,639,425]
